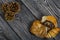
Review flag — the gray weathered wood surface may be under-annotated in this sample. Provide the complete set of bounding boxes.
[0,0,60,40]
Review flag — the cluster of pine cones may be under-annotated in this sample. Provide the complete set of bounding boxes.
[2,2,21,21]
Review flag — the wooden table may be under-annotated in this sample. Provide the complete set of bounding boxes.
[0,0,60,40]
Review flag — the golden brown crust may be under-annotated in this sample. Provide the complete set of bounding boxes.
[41,16,57,27]
[45,27,60,38]
[30,20,47,38]
[30,16,60,38]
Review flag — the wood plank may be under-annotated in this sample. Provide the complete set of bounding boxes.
[0,16,21,40]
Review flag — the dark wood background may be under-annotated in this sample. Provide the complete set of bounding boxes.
[0,0,60,40]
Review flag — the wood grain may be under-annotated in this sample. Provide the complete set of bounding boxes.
[0,0,60,40]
